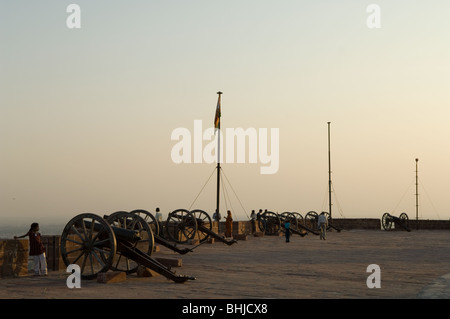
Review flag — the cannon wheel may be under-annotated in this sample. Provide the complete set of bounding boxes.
[106,211,155,274]
[280,212,298,233]
[258,211,281,235]
[305,211,319,230]
[130,209,160,237]
[60,213,116,280]
[191,209,212,242]
[291,212,304,227]
[382,212,393,230]
[166,209,198,243]
[398,212,410,230]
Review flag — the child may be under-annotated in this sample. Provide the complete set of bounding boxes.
[14,223,48,276]
[285,220,291,243]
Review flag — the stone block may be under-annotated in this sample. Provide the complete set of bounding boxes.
[137,265,160,277]
[0,239,29,278]
[97,271,126,284]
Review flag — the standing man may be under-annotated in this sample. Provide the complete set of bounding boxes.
[213,209,222,233]
[318,212,328,240]
[250,210,256,234]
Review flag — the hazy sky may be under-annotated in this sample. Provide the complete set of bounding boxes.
[1,1,450,225]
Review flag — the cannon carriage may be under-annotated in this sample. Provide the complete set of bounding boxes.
[60,213,196,283]
[165,209,237,246]
[304,211,341,233]
[279,212,307,237]
[257,211,281,235]
[381,212,411,232]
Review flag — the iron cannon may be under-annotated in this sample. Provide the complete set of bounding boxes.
[381,212,411,232]
[60,213,196,283]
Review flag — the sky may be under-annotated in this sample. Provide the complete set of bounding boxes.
[1,0,450,226]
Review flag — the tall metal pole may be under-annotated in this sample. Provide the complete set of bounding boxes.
[328,122,332,219]
[216,92,222,231]
[415,158,419,222]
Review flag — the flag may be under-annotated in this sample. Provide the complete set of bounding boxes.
[214,92,222,131]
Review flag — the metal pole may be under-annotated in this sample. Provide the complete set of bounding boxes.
[216,92,222,232]
[415,158,419,222]
[328,122,332,219]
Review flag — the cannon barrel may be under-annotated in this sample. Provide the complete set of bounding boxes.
[84,220,141,243]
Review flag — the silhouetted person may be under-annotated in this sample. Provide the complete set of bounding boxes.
[318,212,328,240]
[15,223,48,275]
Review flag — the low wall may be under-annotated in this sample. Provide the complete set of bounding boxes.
[41,235,65,271]
[331,218,381,230]
[403,219,450,230]
[0,239,29,278]
[219,219,450,232]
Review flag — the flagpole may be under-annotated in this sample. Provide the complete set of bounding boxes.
[328,122,332,220]
[216,92,222,232]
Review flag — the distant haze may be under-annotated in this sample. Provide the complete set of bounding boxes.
[1,1,449,227]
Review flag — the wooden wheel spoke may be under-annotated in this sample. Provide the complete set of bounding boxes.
[65,237,83,246]
[71,250,85,264]
[70,224,86,242]
[80,252,88,275]
[89,253,94,275]
[65,247,84,256]
[81,220,89,242]
[90,249,106,268]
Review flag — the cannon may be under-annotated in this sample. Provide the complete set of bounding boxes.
[257,211,281,235]
[166,209,237,246]
[381,212,411,232]
[130,209,193,255]
[60,213,196,283]
[304,211,341,233]
[279,212,307,237]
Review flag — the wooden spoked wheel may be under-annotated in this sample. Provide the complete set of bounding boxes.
[291,212,304,227]
[279,212,298,233]
[130,209,160,237]
[399,212,409,229]
[60,213,116,280]
[382,212,393,230]
[304,211,319,230]
[105,211,154,274]
[258,211,281,235]
[166,209,197,243]
[190,209,212,242]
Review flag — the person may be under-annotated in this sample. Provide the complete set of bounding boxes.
[318,212,328,240]
[14,223,48,276]
[225,210,233,238]
[284,219,291,243]
[250,210,256,233]
[155,207,162,223]
[213,209,222,233]
[213,209,222,222]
